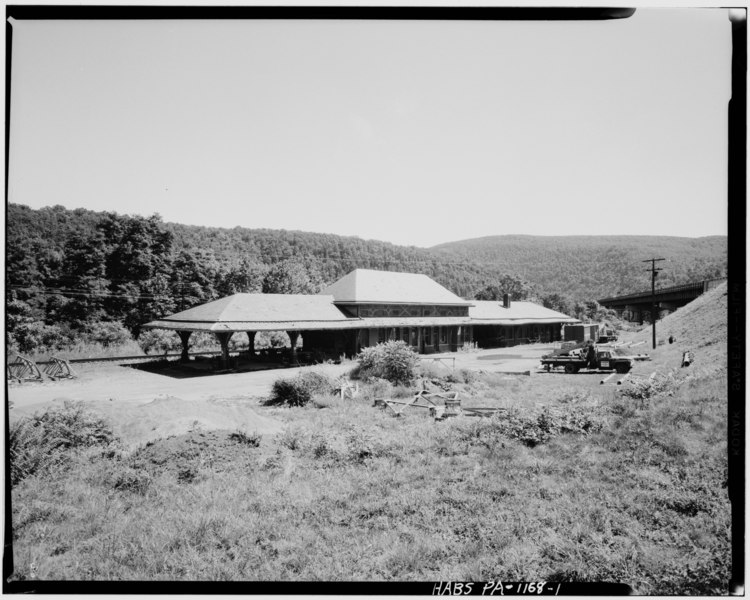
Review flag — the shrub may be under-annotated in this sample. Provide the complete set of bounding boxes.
[309,432,335,459]
[113,467,152,495]
[359,378,393,403]
[311,393,337,409]
[9,401,117,485]
[269,379,310,406]
[558,390,592,404]
[345,426,384,463]
[456,406,605,449]
[255,331,295,350]
[11,321,71,355]
[279,427,306,451]
[138,329,181,355]
[619,375,678,405]
[83,321,133,348]
[229,430,262,447]
[267,371,335,406]
[296,372,335,395]
[355,341,419,385]
[189,331,223,352]
[416,361,445,380]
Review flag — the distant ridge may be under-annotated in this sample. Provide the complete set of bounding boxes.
[8,203,727,303]
[431,234,727,299]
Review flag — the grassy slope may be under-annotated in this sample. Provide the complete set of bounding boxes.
[9,289,730,591]
[626,281,727,374]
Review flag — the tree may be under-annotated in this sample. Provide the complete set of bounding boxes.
[57,231,111,325]
[99,213,175,332]
[262,259,323,294]
[170,249,221,311]
[216,258,267,296]
[542,293,574,316]
[474,274,537,302]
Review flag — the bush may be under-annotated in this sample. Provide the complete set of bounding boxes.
[269,380,310,406]
[455,406,605,449]
[11,321,72,355]
[267,371,336,406]
[445,368,478,385]
[497,406,604,447]
[279,426,306,450]
[113,467,152,495]
[229,430,262,447]
[255,331,296,350]
[358,378,393,403]
[10,401,117,485]
[345,426,385,463]
[619,375,678,405]
[83,321,133,348]
[138,329,181,354]
[311,393,337,408]
[355,341,419,385]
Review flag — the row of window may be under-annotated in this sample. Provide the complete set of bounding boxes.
[375,326,468,346]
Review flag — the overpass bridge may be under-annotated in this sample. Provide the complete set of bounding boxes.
[598,277,726,324]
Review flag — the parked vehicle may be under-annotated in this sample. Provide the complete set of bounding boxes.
[565,323,619,345]
[540,346,632,374]
[597,328,618,343]
[563,323,601,343]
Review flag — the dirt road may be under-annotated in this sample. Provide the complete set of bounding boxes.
[8,361,353,414]
[7,345,553,447]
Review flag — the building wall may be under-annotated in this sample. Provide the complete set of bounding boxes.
[357,324,472,354]
[336,303,469,318]
[304,321,566,357]
[474,323,562,348]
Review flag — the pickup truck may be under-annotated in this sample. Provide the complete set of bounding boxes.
[540,348,633,374]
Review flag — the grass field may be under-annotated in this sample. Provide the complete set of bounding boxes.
[7,285,731,592]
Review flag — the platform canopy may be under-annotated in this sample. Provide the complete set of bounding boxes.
[144,293,359,333]
[469,301,579,326]
[144,271,579,335]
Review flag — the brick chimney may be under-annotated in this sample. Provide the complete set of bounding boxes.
[503,293,511,309]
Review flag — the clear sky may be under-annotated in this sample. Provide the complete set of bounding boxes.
[8,8,731,248]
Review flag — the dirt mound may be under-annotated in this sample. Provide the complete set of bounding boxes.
[128,429,263,480]
[628,281,727,374]
[93,396,284,449]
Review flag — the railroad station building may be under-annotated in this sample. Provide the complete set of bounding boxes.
[144,269,577,367]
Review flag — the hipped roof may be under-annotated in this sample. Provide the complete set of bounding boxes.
[143,272,577,334]
[320,269,472,305]
[469,301,579,324]
[144,293,356,332]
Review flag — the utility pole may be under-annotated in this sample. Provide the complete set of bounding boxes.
[643,258,665,349]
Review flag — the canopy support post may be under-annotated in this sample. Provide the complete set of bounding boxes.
[287,331,300,366]
[177,331,192,363]
[214,331,233,370]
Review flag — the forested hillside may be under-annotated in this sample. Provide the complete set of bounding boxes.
[6,203,727,355]
[432,235,727,299]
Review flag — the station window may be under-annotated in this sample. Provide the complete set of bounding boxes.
[440,327,448,344]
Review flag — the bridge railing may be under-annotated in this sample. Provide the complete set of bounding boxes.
[599,280,709,305]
